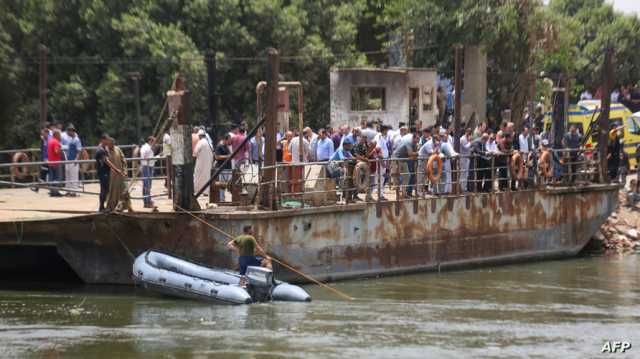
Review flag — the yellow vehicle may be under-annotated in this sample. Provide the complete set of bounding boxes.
[544,100,640,169]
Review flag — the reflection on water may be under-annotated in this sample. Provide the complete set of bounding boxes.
[0,255,639,358]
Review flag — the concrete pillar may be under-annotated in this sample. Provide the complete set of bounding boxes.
[463,46,487,123]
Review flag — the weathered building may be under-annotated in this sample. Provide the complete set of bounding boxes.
[330,67,438,130]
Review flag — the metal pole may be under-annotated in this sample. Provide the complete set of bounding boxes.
[454,44,462,152]
[453,44,463,194]
[599,48,614,183]
[205,49,217,138]
[128,72,143,142]
[262,48,280,209]
[39,45,48,128]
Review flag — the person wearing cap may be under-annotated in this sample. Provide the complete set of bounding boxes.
[140,136,157,209]
[61,123,82,196]
[193,129,214,196]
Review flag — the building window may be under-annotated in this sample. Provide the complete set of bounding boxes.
[350,87,386,111]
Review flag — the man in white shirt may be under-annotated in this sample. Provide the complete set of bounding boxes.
[518,126,533,188]
[162,132,172,156]
[459,128,472,192]
[140,136,156,208]
[439,130,458,194]
[374,125,391,198]
[288,134,310,194]
[361,121,378,143]
[289,135,310,163]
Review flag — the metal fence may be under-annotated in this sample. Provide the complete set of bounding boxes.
[251,148,602,208]
[0,146,605,208]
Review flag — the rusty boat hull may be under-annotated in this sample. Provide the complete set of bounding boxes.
[0,185,618,284]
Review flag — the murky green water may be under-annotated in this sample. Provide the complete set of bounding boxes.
[0,255,639,358]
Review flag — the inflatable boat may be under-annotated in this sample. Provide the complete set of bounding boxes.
[132,250,311,304]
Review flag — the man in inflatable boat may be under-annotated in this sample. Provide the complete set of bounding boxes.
[227,225,272,278]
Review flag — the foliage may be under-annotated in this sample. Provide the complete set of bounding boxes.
[0,0,639,149]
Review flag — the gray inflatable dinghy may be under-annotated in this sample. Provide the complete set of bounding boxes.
[133,250,311,304]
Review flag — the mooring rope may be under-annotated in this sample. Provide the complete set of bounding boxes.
[174,204,355,301]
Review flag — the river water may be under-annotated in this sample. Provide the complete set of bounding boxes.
[0,255,638,358]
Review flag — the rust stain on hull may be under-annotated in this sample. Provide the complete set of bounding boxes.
[0,185,619,284]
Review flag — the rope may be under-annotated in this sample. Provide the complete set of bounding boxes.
[174,204,354,301]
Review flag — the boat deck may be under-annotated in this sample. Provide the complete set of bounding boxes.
[0,180,179,222]
[0,178,622,223]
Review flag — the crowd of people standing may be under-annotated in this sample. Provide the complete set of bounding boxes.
[188,111,605,204]
[31,107,626,212]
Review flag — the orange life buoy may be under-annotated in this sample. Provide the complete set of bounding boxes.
[539,150,553,178]
[426,154,443,183]
[511,151,526,180]
[11,152,29,179]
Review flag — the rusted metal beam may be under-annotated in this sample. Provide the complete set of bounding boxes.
[453,44,463,194]
[263,48,280,209]
[599,48,614,183]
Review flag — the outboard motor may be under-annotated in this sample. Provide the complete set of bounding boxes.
[244,266,274,302]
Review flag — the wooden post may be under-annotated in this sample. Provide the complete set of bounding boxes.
[262,48,279,209]
[453,44,463,194]
[599,48,614,183]
[39,45,48,128]
[168,74,200,211]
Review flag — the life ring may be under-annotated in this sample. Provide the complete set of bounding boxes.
[353,161,370,192]
[538,150,553,178]
[510,151,526,180]
[79,149,92,173]
[11,152,29,179]
[426,154,443,183]
[131,145,140,177]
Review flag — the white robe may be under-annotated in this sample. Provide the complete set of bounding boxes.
[194,138,213,194]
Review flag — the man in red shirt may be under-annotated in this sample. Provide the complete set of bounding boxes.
[47,130,63,197]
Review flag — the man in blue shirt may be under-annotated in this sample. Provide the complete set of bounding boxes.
[60,124,82,196]
[328,137,355,203]
[315,129,334,161]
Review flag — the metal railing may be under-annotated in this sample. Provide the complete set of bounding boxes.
[0,155,171,192]
[0,145,607,209]
[252,148,603,208]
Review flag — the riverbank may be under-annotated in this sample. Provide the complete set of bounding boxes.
[590,185,640,254]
